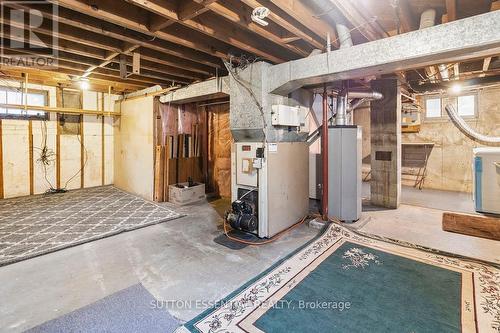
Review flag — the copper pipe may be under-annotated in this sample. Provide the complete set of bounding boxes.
[321,85,328,220]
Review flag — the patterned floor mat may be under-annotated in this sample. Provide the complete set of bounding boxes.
[180,223,500,333]
[0,186,182,267]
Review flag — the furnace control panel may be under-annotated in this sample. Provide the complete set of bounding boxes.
[236,143,262,187]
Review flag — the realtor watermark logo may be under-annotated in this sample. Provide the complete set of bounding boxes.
[1,1,58,68]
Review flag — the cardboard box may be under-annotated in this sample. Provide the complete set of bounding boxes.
[168,182,205,205]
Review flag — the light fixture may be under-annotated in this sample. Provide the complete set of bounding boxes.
[80,79,90,90]
[251,7,270,26]
[450,83,462,94]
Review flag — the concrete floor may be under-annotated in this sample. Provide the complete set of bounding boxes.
[1,189,499,332]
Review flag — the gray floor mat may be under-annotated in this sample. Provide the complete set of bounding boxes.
[0,186,183,266]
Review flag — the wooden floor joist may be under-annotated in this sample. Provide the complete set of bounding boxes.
[443,212,500,241]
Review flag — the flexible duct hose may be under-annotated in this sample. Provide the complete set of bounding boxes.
[445,104,500,144]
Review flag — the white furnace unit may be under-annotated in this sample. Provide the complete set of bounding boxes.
[473,148,500,215]
[229,142,309,238]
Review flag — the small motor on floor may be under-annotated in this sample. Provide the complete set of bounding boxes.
[226,199,258,233]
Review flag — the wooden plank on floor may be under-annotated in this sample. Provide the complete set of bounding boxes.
[442,212,500,241]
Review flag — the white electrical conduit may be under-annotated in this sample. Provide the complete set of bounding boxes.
[445,104,500,144]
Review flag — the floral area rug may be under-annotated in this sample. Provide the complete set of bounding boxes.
[178,223,500,333]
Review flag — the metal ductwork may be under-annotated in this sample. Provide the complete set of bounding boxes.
[335,24,353,49]
[347,90,384,100]
[410,75,500,93]
[335,90,348,126]
[419,9,449,81]
[445,104,500,144]
[419,9,436,29]
[309,0,353,50]
[307,88,383,144]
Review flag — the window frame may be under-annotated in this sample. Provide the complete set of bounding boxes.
[423,91,478,122]
[0,87,50,121]
[456,94,478,119]
[424,95,443,119]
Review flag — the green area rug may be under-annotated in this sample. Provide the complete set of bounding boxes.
[179,224,500,333]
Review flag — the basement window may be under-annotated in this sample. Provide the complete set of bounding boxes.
[0,87,48,120]
[425,97,442,118]
[457,95,476,117]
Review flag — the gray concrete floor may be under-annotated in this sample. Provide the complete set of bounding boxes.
[1,189,499,332]
[0,200,317,332]
[362,182,476,213]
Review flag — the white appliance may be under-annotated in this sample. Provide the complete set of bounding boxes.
[230,142,309,238]
[473,148,500,215]
[271,105,307,127]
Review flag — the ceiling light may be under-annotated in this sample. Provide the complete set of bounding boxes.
[450,83,462,94]
[80,79,90,90]
[251,7,270,27]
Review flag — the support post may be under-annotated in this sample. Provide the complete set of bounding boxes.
[322,85,329,219]
[370,77,401,208]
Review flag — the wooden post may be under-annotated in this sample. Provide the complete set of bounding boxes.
[28,120,34,195]
[0,120,3,199]
[154,145,165,202]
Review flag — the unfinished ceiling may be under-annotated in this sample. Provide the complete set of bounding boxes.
[0,0,498,92]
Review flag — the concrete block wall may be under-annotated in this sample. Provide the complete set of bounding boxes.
[402,86,500,193]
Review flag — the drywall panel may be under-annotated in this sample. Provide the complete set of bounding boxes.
[114,96,154,200]
[82,114,102,188]
[2,120,30,198]
[59,134,82,191]
[32,119,57,194]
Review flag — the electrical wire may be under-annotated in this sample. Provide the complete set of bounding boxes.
[62,130,89,190]
[222,56,268,145]
[223,215,309,246]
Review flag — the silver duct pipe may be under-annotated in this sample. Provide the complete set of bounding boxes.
[419,9,436,29]
[337,89,383,126]
[307,89,383,144]
[348,98,369,112]
[348,90,384,100]
[336,24,353,48]
[310,0,353,50]
[335,93,348,126]
[445,104,500,144]
[419,9,449,80]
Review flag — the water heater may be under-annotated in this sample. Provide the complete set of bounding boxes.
[328,126,363,222]
[473,148,500,215]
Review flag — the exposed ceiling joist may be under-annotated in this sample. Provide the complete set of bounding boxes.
[446,0,458,21]
[327,0,389,41]
[240,0,325,50]
[51,0,233,62]
[125,0,288,63]
[199,0,310,57]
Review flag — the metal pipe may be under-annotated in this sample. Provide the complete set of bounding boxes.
[347,90,384,100]
[347,98,368,112]
[197,100,229,107]
[445,104,500,144]
[335,94,347,126]
[336,23,353,48]
[322,85,329,219]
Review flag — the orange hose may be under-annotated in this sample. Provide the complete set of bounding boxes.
[223,215,308,246]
